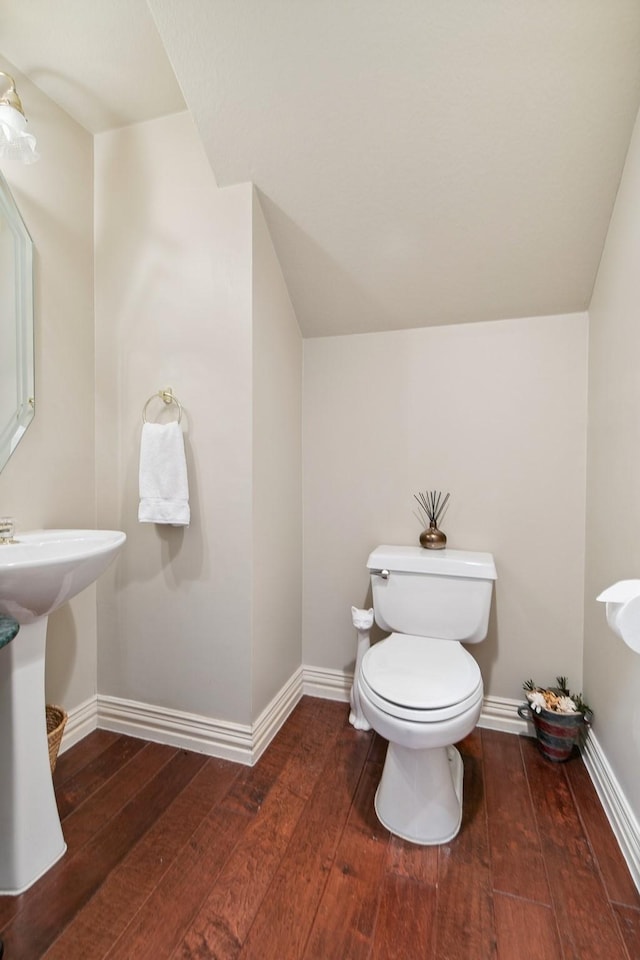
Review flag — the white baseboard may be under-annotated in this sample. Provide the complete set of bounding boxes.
[95,667,304,767]
[581,730,640,891]
[59,695,98,754]
[251,667,304,763]
[96,694,255,764]
[302,665,352,701]
[58,668,344,763]
[477,694,532,735]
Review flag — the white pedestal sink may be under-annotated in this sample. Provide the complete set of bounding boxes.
[0,529,125,894]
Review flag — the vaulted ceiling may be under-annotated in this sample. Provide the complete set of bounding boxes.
[3,1,640,337]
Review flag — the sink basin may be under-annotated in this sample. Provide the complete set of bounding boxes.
[0,528,126,624]
[0,528,125,894]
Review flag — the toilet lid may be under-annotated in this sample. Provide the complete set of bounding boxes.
[361,634,482,710]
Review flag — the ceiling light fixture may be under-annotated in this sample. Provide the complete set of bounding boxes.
[0,72,38,164]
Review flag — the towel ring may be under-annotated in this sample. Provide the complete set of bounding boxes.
[142,388,183,424]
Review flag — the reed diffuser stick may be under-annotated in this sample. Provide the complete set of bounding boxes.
[414,489,450,550]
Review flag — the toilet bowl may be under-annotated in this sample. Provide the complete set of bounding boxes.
[359,545,496,845]
[358,634,483,844]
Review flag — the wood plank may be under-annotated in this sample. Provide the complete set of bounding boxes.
[0,741,178,933]
[42,757,240,960]
[1,748,207,960]
[175,697,345,960]
[370,874,436,960]
[302,759,389,960]
[565,755,640,909]
[367,732,389,765]
[482,729,551,903]
[521,736,629,960]
[237,727,373,960]
[2,700,638,960]
[56,734,146,819]
[102,806,251,958]
[101,709,345,959]
[435,747,497,959]
[342,757,388,841]
[493,892,562,960]
[174,779,306,960]
[221,697,343,817]
[53,730,121,788]
[385,834,438,887]
[458,728,483,760]
[277,700,350,802]
[211,743,283,817]
[612,903,640,959]
[62,741,179,855]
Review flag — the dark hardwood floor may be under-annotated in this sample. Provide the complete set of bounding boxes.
[1,696,639,959]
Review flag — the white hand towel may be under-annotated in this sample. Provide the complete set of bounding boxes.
[138,421,190,526]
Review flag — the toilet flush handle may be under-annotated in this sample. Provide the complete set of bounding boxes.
[371,568,390,580]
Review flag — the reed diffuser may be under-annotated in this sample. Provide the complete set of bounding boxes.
[414,490,449,549]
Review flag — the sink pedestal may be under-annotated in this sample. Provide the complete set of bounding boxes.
[0,529,126,893]
[0,618,66,894]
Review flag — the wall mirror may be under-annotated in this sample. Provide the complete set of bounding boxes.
[0,170,34,473]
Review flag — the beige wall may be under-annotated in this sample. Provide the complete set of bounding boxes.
[0,60,96,711]
[95,114,304,728]
[251,192,303,716]
[303,313,589,700]
[95,112,255,725]
[585,104,640,817]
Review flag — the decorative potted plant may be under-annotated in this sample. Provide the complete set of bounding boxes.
[518,677,592,762]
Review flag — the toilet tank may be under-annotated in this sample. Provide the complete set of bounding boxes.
[367,545,497,643]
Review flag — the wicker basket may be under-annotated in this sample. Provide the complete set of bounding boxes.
[46,705,67,773]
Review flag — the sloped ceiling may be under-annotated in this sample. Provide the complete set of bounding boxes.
[3,1,640,337]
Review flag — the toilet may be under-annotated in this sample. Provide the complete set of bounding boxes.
[357,544,496,845]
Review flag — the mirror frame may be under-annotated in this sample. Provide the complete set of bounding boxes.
[0,170,34,472]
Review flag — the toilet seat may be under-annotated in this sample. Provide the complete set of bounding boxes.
[360,634,483,723]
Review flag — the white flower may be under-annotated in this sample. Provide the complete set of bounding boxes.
[528,691,547,713]
[557,696,577,714]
